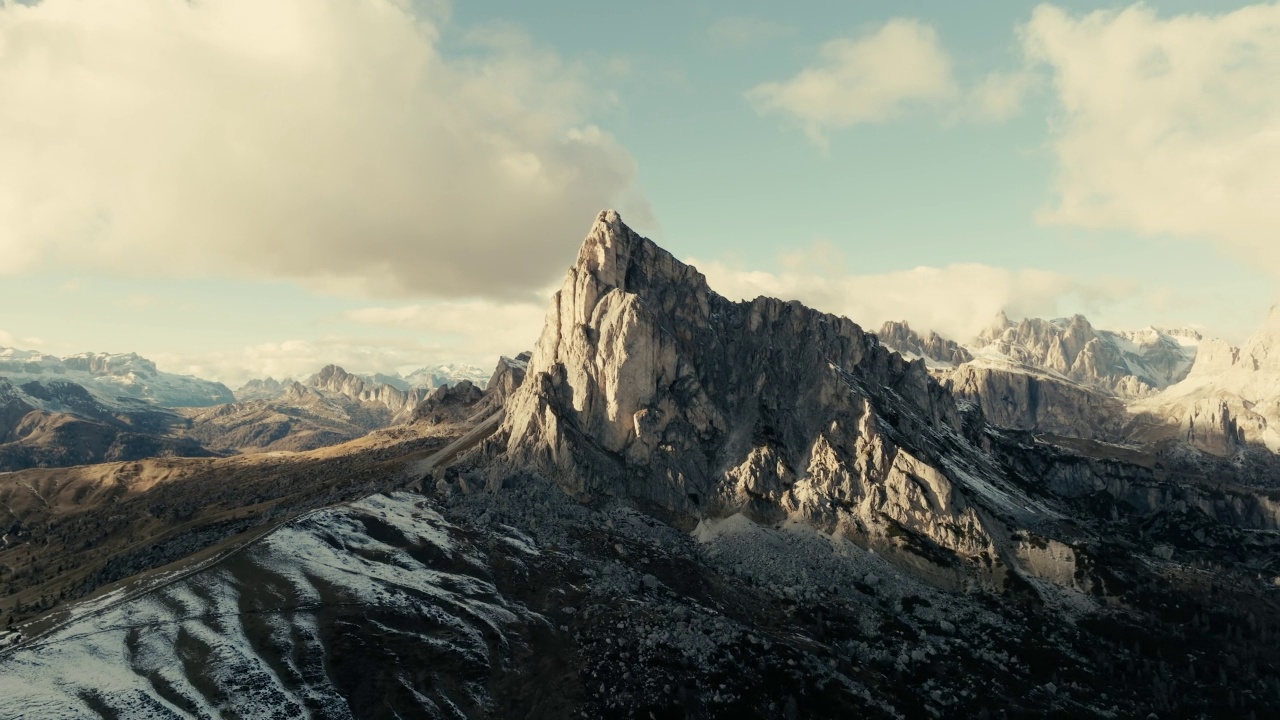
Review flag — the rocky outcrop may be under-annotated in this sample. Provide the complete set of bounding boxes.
[184,379,404,453]
[874,313,1203,445]
[943,364,1127,440]
[411,380,485,425]
[1131,306,1280,454]
[469,211,1056,581]
[877,320,972,366]
[971,313,1198,398]
[233,377,287,402]
[308,365,429,421]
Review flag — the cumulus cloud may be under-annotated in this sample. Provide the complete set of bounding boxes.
[1022,3,1280,272]
[0,0,647,298]
[692,243,1139,342]
[962,69,1038,122]
[747,18,956,143]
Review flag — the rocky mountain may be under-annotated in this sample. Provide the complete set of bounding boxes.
[232,376,288,402]
[971,312,1200,397]
[403,363,492,390]
[308,364,429,421]
[2,212,1280,717]
[1129,306,1280,454]
[0,377,213,471]
[0,348,234,408]
[190,361,514,453]
[876,320,972,366]
[235,364,489,402]
[876,313,1203,441]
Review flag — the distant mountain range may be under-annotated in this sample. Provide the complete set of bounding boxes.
[876,307,1280,456]
[233,363,491,402]
[0,348,234,408]
[0,349,498,469]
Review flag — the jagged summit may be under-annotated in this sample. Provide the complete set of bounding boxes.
[466,211,1051,582]
[1241,303,1280,371]
[877,320,973,367]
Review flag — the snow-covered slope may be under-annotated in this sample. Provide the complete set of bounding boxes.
[402,363,491,390]
[1131,306,1280,453]
[878,314,1200,399]
[966,313,1199,397]
[0,493,544,718]
[0,348,233,408]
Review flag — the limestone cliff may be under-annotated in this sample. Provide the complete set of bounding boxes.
[468,211,1058,579]
[943,364,1127,441]
[1132,306,1280,454]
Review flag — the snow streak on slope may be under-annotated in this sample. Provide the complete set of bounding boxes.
[0,493,541,719]
[0,348,233,408]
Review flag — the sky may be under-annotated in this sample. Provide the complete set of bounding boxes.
[1,0,1278,386]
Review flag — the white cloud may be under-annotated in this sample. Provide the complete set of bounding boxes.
[963,69,1038,122]
[0,0,648,299]
[1022,3,1280,272]
[344,299,545,357]
[692,243,1139,342]
[747,19,956,144]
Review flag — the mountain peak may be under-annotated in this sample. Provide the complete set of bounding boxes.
[1240,304,1280,372]
[571,209,683,295]
[478,211,962,523]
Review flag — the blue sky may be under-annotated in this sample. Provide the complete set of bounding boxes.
[1,0,1277,385]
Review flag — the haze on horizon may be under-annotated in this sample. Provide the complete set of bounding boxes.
[2,0,1278,387]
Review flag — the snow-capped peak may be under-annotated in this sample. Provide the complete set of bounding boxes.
[0,346,233,408]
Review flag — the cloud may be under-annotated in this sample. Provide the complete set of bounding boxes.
[344,299,545,356]
[747,19,956,144]
[962,69,1038,122]
[1021,3,1280,272]
[691,243,1139,342]
[0,329,44,349]
[0,0,648,299]
[708,17,793,48]
[149,297,546,387]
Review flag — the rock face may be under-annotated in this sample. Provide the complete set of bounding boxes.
[943,364,1127,440]
[0,348,234,408]
[877,320,972,366]
[184,378,413,453]
[875,313,1202,442]
[232,377,287,402]
[472,211,1051,581]
[308,365,429,421]
[1131,306,1280,453]
[415,353,531,425]
[411,380,485,425]
[971,313,1199,397]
